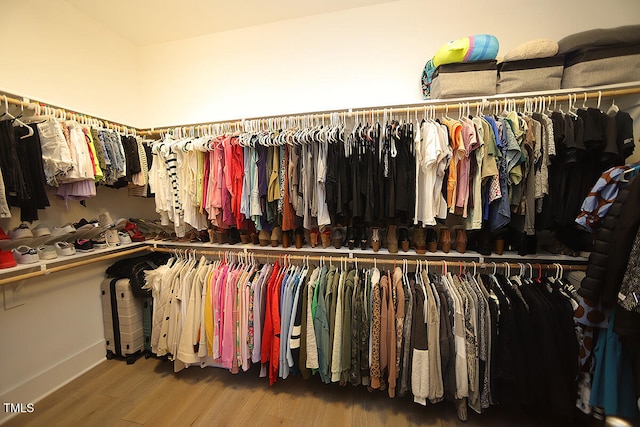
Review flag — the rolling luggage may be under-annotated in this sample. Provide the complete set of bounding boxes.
[100,278,144,364]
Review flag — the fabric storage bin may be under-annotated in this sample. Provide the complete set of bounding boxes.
[497,56,564,93]
[430,60,497,99]
[562,44,640,88]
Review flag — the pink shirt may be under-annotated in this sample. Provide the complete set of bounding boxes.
[456,121,475,214]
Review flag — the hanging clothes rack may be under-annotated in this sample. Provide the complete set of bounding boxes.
[148,246,587,272]
[0,91,138,135]
[137,82,640,138]
[2,83,639,139]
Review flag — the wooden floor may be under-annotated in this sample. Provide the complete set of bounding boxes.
[5,356,581,427]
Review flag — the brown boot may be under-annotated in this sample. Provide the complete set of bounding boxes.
[414,227,427,254]
[455,228,467,254]
[271,226,282,247]
[387,225,398,254]
[440,227,451,253]
[259,229,270,247]
[371,227,381,252]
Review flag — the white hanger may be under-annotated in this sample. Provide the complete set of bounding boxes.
[2,95,34,138]
[607,96,619,116]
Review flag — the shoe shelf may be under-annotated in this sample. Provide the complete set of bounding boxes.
[0,239,588,287]
[0,242,148,287]
[146,240,589,265]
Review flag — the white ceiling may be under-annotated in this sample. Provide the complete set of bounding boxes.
[67,0,398,46]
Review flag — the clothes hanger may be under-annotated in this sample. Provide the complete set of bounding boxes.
[2,95,34,138]
[607,95,619,116]
[567,94,579,118]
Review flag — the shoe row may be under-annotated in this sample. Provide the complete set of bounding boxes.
[196,224,472,254]
[0,213,149,269]
[195,224,547,256]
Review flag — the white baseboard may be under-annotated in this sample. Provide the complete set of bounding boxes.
[0,341,106,425]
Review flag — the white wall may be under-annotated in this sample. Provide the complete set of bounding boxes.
[0,0,140,126]
[0,3,151,418]
[137,0,640,128]
[0,259,137,425]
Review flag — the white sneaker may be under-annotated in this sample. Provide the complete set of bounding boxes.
[32,224,52,238]
[12,246,39,264]
[37,245,58,260]
[52,224,76,236]
[9,224,34,240]
[54,241,76,256]
[91,233,108,249]
[99,212,114,228]
[114,218,128,230]
[118,232,132,245]
[105,229,120,246]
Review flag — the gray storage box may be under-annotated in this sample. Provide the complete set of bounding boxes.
[562,44,640,88]
[497,56,564,93]
[430,60,497,99]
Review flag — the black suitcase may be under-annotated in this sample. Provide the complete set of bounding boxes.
[100,278,145,364]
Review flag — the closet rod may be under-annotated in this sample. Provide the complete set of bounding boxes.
[137,83,640,138]
[0,91,138,135]
[0,246,149,287]
[148,246,587,272]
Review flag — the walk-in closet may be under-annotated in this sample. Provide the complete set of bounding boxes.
[1,1,640,426]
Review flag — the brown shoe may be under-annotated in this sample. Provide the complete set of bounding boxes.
[332,227,344,249]
[387,225,398,254]
[259,229,270,247]
[282,230,291,248]
[309,227,319,248]
[455,228,467,254]
[320,226,331,248]
[295,228,304,249]
[426,227,438,252]
[271,226,282,247]
[371,227,381,252]
[414,227,427,254]
[440,227,451,253]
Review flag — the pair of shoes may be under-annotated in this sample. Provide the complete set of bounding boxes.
[74,239,95,252]
[12,246,39,264]
[91,232,108,249]
[9,224,33,240]
[55,241,77,256]
[37,245,58,260]
[32,224,51,238]
[124,222,146,242]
